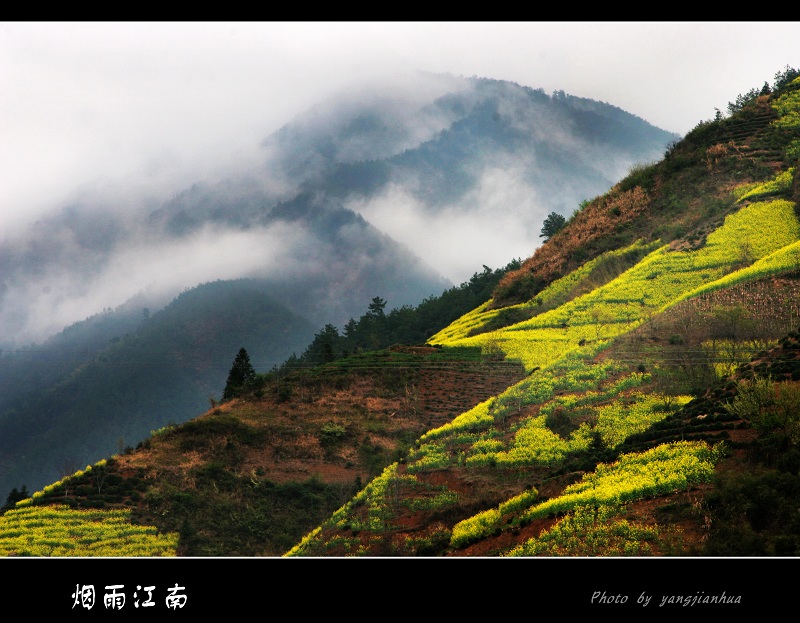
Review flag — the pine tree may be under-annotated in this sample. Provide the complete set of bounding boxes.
[366,296,387,319]
[540,211,566,240]
[223,347,257,401]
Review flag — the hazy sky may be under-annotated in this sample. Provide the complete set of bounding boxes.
[2,21,798,234]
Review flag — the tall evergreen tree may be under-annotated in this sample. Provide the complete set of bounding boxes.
[540,211,566,240]
[366,296,387,319]
[223,347,257,400]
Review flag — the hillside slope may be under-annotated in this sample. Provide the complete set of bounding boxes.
[285,72,800,557]
[2,69,799,560]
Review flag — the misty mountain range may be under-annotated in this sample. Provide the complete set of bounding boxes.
[0,72,678,495]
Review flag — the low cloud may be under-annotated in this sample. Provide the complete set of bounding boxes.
[349,163,550,285]
[0,221,308,348]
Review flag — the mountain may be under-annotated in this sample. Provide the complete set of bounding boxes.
[0,73,676,497]
[0,73,676,349]
[6,65,797,564]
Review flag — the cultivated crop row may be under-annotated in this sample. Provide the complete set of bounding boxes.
[0,505,178,556]
[451,440,722,549]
